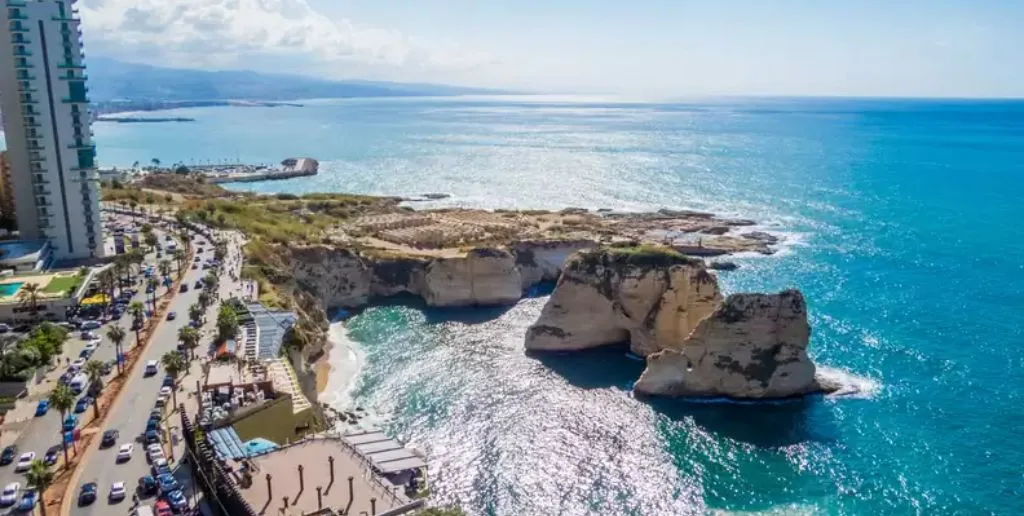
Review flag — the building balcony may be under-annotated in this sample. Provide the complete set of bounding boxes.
[52,15,79,22]
[56,61,85,69]
[6,1,28,7]
[59,73,86,81]
[62,96,88,104]
[10,36,28,45]
[15,73,36,80]
[8,12,27,20]
[68,142,94,150]
[12,48,30,57]
[9,23,29,33]
[31,174,48,183]
[35,189,52,196]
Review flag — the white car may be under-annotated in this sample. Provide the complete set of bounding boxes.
[115,444,133,463]
[13,452,35,473]
[159,386,172,398]
[71,358,87,369]
[0,482,19,506]
[82,342,99,353]
[108,481,126,502]
[146,444,164,462]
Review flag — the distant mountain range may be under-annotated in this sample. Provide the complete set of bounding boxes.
[87,57,504,103]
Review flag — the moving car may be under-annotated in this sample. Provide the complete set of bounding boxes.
[75,396,93,413]
[77,482,98,506]
[0,482,20,507]
[116,443,134,463]
[82,341,99,354]
[179,284,189,293]
[166,311,176,321]
[16,490,36,512]
[144,360,158,376]
[80,320,102,330]
[34,400,49,417]
[14,452,35,473]
[101,429,119,448]
[109,481,127,502]
[80,330,98,340]
[193,280,203,289]
[43,445,60,466]
[0,446,16,466]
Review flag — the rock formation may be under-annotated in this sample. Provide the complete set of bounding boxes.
[421,248,523,307]
[524,247,723,356]
[634,290,830,398]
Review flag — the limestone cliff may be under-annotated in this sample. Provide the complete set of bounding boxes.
[524,247,723,356]
[421,248,523,307]
[634,290,832,398]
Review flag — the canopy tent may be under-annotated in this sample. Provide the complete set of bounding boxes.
[80,294,110,306]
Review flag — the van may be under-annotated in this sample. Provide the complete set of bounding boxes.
[133,505,155,516]
[144,360,158,376]
[69,374,88,395]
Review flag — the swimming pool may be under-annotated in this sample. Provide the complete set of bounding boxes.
[0,282,24,298]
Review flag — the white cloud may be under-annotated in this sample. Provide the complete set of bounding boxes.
[76,0,493,79]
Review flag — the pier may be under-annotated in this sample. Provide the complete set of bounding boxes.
[197,157,319,184]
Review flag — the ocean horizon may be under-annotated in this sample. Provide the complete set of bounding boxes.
[93,95,1024,515]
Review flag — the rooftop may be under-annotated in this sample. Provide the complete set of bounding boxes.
[0,240,49,264]
[239,438,410,516]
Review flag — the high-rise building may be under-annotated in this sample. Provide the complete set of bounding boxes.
[0,0,102,260]
[0,151,15,225]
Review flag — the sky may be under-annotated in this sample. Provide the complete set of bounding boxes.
[76,0,1024,98]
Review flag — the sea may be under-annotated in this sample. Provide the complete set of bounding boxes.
[94,96,1024,515]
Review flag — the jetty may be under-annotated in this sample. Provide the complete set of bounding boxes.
[197,158,319,184]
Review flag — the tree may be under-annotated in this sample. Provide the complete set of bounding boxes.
[113,256,130,285]
[129,250,146,280]
[146,277,159,308]
[23,323,67,367]
[158,259,172,280]
[197,291,213,311]
[83,359,105,419]
[16,283,42,321]
[151,158,161,169]
[144,232,159,253]
[418,508,466,516]
[203,271,219,292]
[129,302,145,347]
[132,160,140,170]
[106,325,126,375]
[188,303,203,327]
[25,460,54,516]
[96,269,117,313]
[216,304,239,342]
[172,249,186,275]
[128,200,139,222]
[50,384,75,465]
[178,326,201,361]
[213,240,227,263]
[161,351,185,406]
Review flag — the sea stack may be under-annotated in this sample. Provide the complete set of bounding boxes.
[634,290,832,399]
[525,247,835,399]
[524,247,723,357]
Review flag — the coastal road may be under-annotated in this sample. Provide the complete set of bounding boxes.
[69,228,216,516]
[0,222,177,499]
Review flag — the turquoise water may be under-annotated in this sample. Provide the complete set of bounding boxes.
[95,97,1024,515]
[0,282,24,297]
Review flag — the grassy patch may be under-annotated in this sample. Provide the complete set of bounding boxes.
[42,274,83,294]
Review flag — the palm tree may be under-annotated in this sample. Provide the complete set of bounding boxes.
[158,260,171,281]
[151,158,161,169]
[217,304,239,342]
[128,302,145,347]
[178,326,201,361]
[161,351,185,406]
[16,283,42,322]
[203,271,219,292]
[129,250,146,279]
[198,291,212,311]
[96,269,117,314]
[50,384,75,464]
[146,277,159,308]
[188,303,203,327]
[128,200,138,222]
[106,325,126,375]
[25,460,54,516]
[113,256,129,285]
[171,249,186,275]
[144,232,159,253]
[83,359,105,419]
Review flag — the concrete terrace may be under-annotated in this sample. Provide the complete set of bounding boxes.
[239,438,412,516]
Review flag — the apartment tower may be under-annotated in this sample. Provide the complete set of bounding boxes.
[0,0,102,260]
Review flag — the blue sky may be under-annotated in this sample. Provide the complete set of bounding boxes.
[79,0,1024,98]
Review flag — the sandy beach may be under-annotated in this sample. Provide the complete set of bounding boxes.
[316,319,365,411]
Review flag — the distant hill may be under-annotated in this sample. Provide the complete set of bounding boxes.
[87,57,504,102]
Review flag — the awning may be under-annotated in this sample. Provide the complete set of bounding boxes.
[80,294,110,305]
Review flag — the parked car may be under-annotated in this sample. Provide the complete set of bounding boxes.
[151,458,170,478]
[0,482,20,507]
[0,323,11,334]
[80,320,102,330]
[75,396,93,414]
[156,473,179,494]
[80,331,97,340]
[77,482,97,506]
[146,444,164,463]
[154,499,173,516]
[62,414,78,431]
[101,430,119,448]
[0,446,17,466]
[165,489,187,512]
[34,400,49,417]
[145,430,160,445]
[43,445,60,466]
[138,475,159,497]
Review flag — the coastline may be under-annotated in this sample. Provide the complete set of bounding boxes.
[316,318,365,412]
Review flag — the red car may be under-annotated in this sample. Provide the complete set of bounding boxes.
[154,500,173,516]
